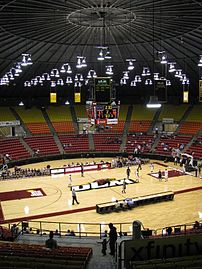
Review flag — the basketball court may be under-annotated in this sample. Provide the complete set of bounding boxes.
[0,157,201,235]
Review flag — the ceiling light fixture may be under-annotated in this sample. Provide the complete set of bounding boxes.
[198,55,202,67]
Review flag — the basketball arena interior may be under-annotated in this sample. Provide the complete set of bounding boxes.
[0,1,202,269]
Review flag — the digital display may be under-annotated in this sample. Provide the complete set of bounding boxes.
[94,77,111,103]
[96,105,118,119]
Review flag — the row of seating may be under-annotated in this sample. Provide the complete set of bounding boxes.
[0,241,92,269]
[1,133,202,161]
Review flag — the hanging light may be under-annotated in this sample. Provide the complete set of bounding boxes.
[106,65,113,75]
[19,101,24,106]
[166,80,171,86]
[66,76,73,84]
[97,49,105,61]
[93,70,97,78]
[80,74,84,81]
[51,81,56,87]
[145,79,153,85]
[153,73,159,80]
[21,53,33,66]
[105,48,112,59]
[146,96,161,108]
[21,54,28,66]
[120,78,127,85]
[168,62,176,72]
[198,55,202,67]
[76,57,83,68]
[81,57,87,67]
[130,80,136,86]
[67,64,72,74]
[123,71,129,80]
[27,55,33,65]
[60,64,66,73]
[135,75,142,82]
[87,70,92,78]
[126,59,136,71]
[24,81,31,87]
[158,51,167,64]
[142,67,150,76]
[75,74,79,81]
[57,78,64,85]
[55,69,60,78]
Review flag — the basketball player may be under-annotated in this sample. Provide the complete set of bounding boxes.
[164,169,168,181]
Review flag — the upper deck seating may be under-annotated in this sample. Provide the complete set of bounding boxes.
[178,105,202,134]
[46,106,75,133]
[14,107,51,135]
[128,105,157,133]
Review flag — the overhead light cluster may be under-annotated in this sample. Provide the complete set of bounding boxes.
[24,56,97,88]
[3,50,200,89]
[0,53,33,85]
[97,46,111,61]
[120,51,194,87]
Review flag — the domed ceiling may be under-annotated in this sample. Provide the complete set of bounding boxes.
[0,0,202,104]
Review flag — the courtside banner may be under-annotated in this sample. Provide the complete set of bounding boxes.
[124,233,202,265]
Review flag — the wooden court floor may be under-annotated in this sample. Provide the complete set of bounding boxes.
[0,157,201,234]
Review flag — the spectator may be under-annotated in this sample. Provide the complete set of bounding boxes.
[54,229,61,236]
[108,223,117,256]
[11,224,19,238]
[65,229,71,236]
[193,221,200,229]
[166,227,172,236]
[101,230,108,238]
[45,231,58,249]
[101,238,107,256]
[70,230,76,236]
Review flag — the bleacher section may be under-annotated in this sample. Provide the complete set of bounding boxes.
[0,107,17,136]
[0,241,92,269]
[74,104,88,119]
[46,106,75,133]
[178,105,202,134]
[0,137,30,160]
[15,107,51,135]
[0,107,15,121]
[158,104,189,122]
[24,136,60,156]
[93,133,122,152]
[155,135,192,156]
[125,134,154,154]
[129,105,157,133]
[59,134,89,153]
[186,136,202,159]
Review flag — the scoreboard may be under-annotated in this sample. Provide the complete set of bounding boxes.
[94,77,112,103]
[86,101,120,125]
[96,104,118,119]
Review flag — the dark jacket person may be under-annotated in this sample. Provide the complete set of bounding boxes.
[45,231,58,249]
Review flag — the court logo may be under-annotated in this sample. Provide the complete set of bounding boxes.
[149,169,185,179]
[27,189,44,197]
